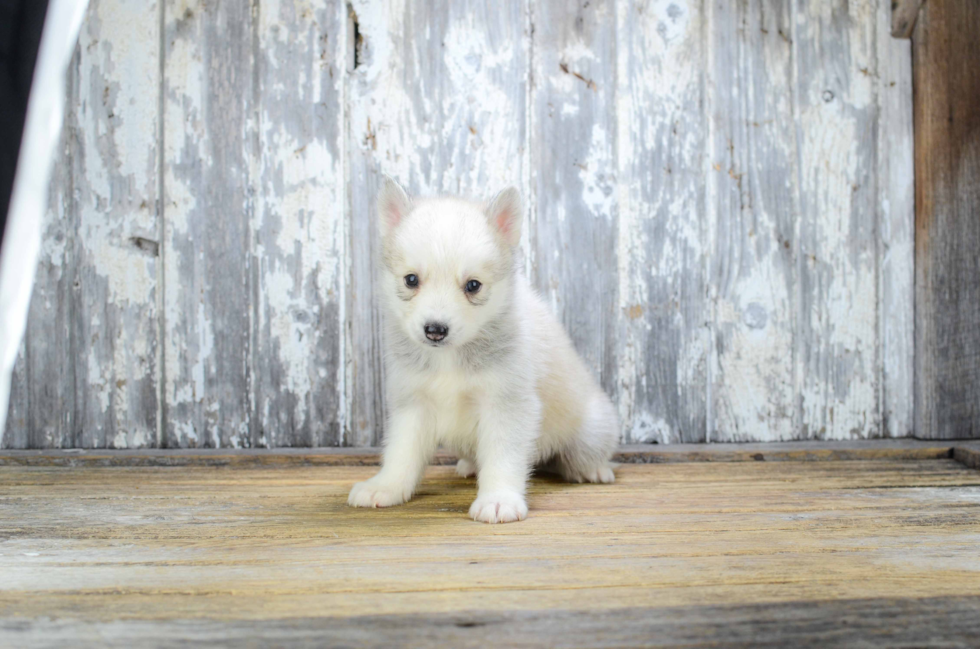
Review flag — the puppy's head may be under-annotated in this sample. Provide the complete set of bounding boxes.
[377,177,522,349]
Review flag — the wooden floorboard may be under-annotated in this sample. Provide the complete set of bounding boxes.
[1,456,980,647]
[6,596,980,649]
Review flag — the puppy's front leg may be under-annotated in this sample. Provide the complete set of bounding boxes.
[348,406,434,508]
[469,396,539,524]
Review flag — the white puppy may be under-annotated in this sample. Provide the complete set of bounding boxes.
[348,178,619,523]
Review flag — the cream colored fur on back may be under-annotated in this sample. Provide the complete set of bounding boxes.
[348,179,619,523]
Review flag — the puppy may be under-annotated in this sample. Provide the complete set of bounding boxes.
[348,177,619,523]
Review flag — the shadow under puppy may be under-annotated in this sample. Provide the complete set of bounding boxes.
[348,177,619,523]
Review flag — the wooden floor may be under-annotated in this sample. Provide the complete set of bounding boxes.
[2,444,980,647]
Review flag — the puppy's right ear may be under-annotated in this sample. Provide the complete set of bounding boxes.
[377,175,411,237]
[486,187,523,247]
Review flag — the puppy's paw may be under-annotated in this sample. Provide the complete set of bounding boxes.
[589,466,616,484]
[561,462,616,484]
[587,464,616,484]
[455,458,477,478]
[348,478,412,508]
[469,491,528,524]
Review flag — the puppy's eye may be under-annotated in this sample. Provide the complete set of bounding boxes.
[465,279,482,294]
[404,274,419,288]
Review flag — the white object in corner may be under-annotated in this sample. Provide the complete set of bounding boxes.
[0,0,90,439]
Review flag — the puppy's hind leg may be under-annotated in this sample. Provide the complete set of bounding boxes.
[555,395,619,484]
[455,457,477,478]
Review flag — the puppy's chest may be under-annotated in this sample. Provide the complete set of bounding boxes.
[415,365,484,434]
[418,365,476,407]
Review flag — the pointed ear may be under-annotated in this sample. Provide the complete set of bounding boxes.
[377,175,411,237]
[486,187,523,247]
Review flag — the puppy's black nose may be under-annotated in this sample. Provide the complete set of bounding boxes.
[424,322,449,342]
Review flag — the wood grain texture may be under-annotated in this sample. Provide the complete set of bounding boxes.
[72,0,162,449]
[913,0,980,440]
[0,439,965,467]
[162,0,255,448]
[6,69,78,450]
[954,446,980,472]
[794,0,880,439]
[253,0,346,447]
[615,0,707,443]
[5,597,980,649]
[1,459,979,647]
[706,0,796,442]
[8,0,162,450]
[876,1,915,438]
[530,0,619,418]
[346,0,527,445]
[891,0,925,38]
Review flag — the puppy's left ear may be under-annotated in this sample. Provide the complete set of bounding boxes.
[486,187,523,247]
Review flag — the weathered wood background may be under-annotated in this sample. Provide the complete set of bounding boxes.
[912,0,980,440]
[4,0,919,448]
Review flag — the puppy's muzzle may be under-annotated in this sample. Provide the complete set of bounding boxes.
[424,322,449,342]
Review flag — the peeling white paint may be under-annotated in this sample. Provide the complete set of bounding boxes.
[793,0,882,440]
[6,0,915,449]
[578,124,614,219]
[648,0,690,45]
[629,412,672,444]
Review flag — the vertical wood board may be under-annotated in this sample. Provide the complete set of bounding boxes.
[706,0,797,442]
[253,0,346,447]
[530,0,619,412]
[793,0,880,439]
[615,0,707,443]
[913,0,980,439]
[71,0,162,449]
[876,0,914,438]
[7,0,162,450]
[162,0,254,448]
[6,77,77,450]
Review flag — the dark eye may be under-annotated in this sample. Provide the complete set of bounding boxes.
[465,279,482,294]
[404,274,418,288]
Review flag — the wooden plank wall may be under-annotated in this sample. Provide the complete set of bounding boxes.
[912,0,980,439]
[4,0,922,448]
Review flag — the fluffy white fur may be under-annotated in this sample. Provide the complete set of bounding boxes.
[348,177,619,523]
